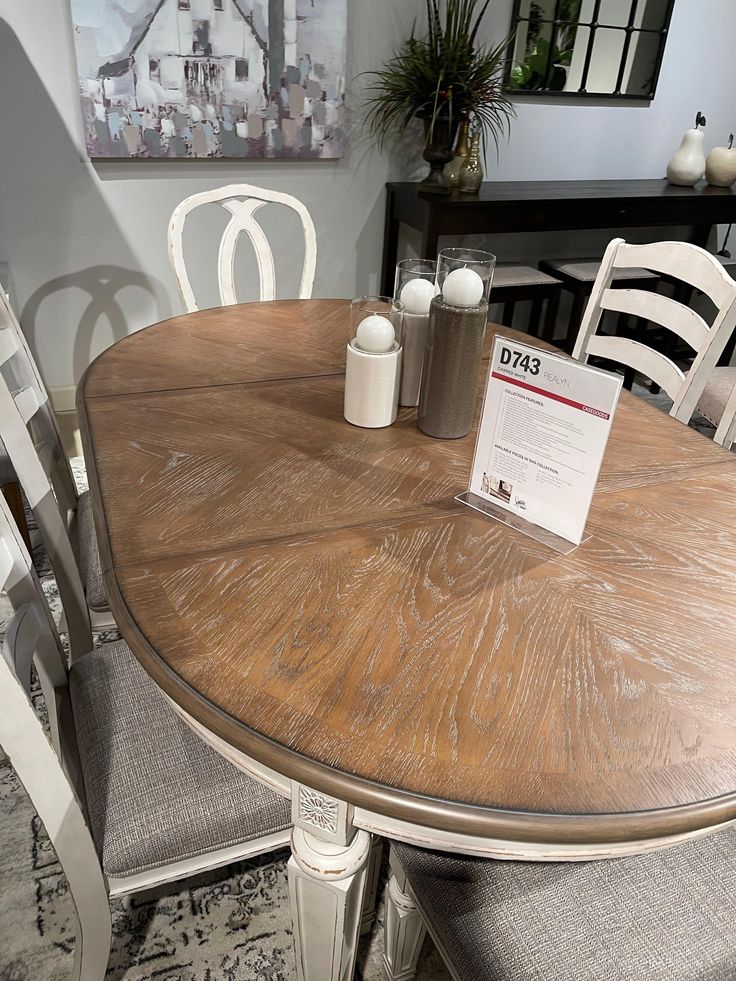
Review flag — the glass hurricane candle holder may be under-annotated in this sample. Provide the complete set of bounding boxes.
[344,296,404,429]
[418,248,496,439]
[394,259,438,407]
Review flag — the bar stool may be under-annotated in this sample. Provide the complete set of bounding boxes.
[491,264,562,341]
[538,257,659,351]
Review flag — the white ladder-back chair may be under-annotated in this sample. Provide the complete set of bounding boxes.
[0,294,102,657]
[0,491,292,980]
[0,293,113,635]
[714,382,736,448]
[572,239,736,425]
[696,365,736,450]
[168,183,318,312]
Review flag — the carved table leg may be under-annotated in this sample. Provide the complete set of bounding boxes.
[383,846,427,981]
[288,783,372,981]
[361,835,385,935]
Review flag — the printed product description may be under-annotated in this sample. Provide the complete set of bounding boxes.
[469,338,623,544]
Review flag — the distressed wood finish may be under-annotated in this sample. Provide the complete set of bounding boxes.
[79,300,736,845]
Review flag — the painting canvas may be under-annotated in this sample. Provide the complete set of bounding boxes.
[70,0,347,159]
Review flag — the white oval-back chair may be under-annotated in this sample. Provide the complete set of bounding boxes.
[168,183,317,312]
[572,238,736,426]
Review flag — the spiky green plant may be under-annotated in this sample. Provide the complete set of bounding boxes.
[364,0,515,155]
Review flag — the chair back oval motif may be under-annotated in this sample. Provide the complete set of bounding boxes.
[168,183,318,312]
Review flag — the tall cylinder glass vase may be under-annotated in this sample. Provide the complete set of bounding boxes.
[417,248,496,439]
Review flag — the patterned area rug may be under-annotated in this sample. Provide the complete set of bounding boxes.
[0,461,449,981]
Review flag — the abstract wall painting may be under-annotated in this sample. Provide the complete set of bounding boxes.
[70,0,347,159]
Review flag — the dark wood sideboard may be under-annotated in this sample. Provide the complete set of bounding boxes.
[381,180,736,295]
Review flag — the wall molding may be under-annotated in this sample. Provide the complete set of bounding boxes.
[48,385,77,415]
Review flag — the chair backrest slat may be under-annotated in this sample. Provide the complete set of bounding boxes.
[169,183,317,312]
[601,288,709,352]
[0,294,90,658]
[0,374,92,660]
[13,384,42,425]
[613,241,736,308]
[0,492,81,766]
[573,239,736,426]
[3,603,42,696]
[0,322,20,367]
[0,292,78,509]
[587,335,686,401]
[0,293,48,411]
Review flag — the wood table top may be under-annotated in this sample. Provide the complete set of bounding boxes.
[79,299,736,844]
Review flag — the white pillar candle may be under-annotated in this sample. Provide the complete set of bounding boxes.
[355,315,395,353]
[442,267,485,308]
[400,278,435,315]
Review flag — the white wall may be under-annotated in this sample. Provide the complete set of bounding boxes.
[483,0,736,182]
[1,0,735,394]
[0,0,416,393]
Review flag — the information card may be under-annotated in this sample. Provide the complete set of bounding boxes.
[465,337,623,547]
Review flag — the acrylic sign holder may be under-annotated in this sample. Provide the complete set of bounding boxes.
[454,491,591,556]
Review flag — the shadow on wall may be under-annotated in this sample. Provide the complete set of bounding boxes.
[21,267,160,385]
[0,19,170,386]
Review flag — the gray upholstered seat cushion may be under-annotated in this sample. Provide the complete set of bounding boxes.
[697,366,736,427]
[492,264,561,289]
[76,490,108,611]
[69,640,291,877]
[394,829,736,981]
[543,258,658,282]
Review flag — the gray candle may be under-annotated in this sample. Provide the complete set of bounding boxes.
[400,311,430,406]
[417,297,488,439]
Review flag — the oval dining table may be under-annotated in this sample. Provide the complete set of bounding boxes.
[78,298,736,981]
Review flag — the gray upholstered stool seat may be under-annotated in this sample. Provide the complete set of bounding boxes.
[697,366,736,427]
[539,258,657,282]
[492,264,562,289]
[69,640,291,878]
[393,831,736,981]
[538,256,660,354]
[490,264,563,340]
[76,490,109,611]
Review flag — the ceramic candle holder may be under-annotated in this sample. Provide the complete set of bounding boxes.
[394,259,437,407]
[344,297,404,428]
[418,248,495,439]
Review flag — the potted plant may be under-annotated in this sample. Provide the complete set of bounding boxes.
[365,0,515,192]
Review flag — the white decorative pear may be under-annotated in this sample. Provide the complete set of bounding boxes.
[706,134,736,187]
[667,112,707,187]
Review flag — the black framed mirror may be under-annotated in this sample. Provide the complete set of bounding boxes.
[504,0,676,100]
